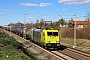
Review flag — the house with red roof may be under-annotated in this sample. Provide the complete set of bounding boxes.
[73,20,89,28]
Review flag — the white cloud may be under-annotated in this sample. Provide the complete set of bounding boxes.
[62,8,67,10]
[58,0,90,5]
[3,9,11,12]
[13,10,20,12]
[19,3,53,7]
[28,17,33,18]
[0,9,20,15]
[0,12,6,15]
[28,16,36,18]
[19,3,38,7]
[39,3,53,7]
[30,10,36,12]
[42,12,45,14]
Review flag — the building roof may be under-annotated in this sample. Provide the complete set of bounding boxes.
[74,20,89,25]
[2,25,10,27]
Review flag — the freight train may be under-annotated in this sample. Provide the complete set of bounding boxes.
[5,27,60,49]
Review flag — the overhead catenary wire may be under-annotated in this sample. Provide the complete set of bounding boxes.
[25,6,90,24]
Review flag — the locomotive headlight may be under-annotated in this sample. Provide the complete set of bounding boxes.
[48,41,51,43]
[57,44,60,46]
[56,41,59,43]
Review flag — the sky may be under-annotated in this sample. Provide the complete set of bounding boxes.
[0,0,90,26]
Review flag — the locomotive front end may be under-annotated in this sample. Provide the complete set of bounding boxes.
[41,30,60,48]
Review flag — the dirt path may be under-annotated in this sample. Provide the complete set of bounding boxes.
[0,28,4,32]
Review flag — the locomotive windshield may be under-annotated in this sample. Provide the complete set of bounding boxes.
[47,32,58,36]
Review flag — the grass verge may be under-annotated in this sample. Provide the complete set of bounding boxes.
[61,38,90,53]
[0,32,40,60]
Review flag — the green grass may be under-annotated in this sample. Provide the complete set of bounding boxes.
[0,32,40,60]
[0,45,32,60]
[61,38,90,53]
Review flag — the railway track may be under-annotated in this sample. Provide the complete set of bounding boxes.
[58,46,90,60]
[3,29,90,60]
[51,51,76,60]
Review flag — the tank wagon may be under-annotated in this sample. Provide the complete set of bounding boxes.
[31,28,60,48]
[15,28,21,34]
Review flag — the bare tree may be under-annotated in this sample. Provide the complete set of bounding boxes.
[86,11,90,22]
[39,18,45,27]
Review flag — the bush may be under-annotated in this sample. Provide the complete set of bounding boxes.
[62,27,90,40]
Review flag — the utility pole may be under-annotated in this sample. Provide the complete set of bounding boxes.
[23,11,27,39]
[20,23,21,30]
[88,14,90,22]
[10,20,11,32]
[73,12,76,48]
[9,20,12,36]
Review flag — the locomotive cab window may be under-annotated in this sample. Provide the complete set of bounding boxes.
[47,32,58,36]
